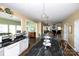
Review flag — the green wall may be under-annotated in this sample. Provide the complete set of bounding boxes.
[0,17,20,25]
[26,20,36,32]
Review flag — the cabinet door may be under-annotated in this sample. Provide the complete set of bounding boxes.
[20,39,29,54]
[25,38,29,50]
[0,48,4,56]
[4,42,20,56]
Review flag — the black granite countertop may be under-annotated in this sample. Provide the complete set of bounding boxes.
[0,36,28,48]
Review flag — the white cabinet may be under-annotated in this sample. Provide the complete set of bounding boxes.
[0,48,4,56]
[20,38,29,54]
[0,38,29,56]
[26,38,29,49]
[4,42,20,56]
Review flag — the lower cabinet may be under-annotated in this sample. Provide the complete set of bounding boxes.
[0,48,4,56]
[4,42,20,56]
[0,38,29,56]
[26,38,29,49]
[20,38,29,54]
[28,32,36,38]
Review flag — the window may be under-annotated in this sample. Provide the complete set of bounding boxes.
[16,25,21,33]
[16,25,21,31]
[0,24,8,33]
[58,26,61,30]
[9,25,16,35]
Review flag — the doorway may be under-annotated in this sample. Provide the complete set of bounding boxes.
[74,20,79,52]
[64,24,68,41]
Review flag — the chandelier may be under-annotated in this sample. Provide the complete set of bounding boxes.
[41,2,49,26]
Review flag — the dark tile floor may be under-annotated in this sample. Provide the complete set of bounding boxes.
[20,38,79,56]
[25,38,63,56]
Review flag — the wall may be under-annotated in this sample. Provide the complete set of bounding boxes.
[37,22,44,37]
[62,11,79,48]
[0,17,20,25]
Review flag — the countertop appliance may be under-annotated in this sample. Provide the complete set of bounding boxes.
[0,36,2,43]
[0,36,2,47]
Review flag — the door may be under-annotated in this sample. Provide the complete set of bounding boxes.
[74,20,79,52]
[64,24,68,41]
[20,39,29,54]
[0,48,4,56]
[4,42,20,56]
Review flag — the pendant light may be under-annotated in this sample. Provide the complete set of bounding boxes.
[41,2,49,26]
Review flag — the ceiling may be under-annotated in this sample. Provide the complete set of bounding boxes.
[1,2,79,25]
